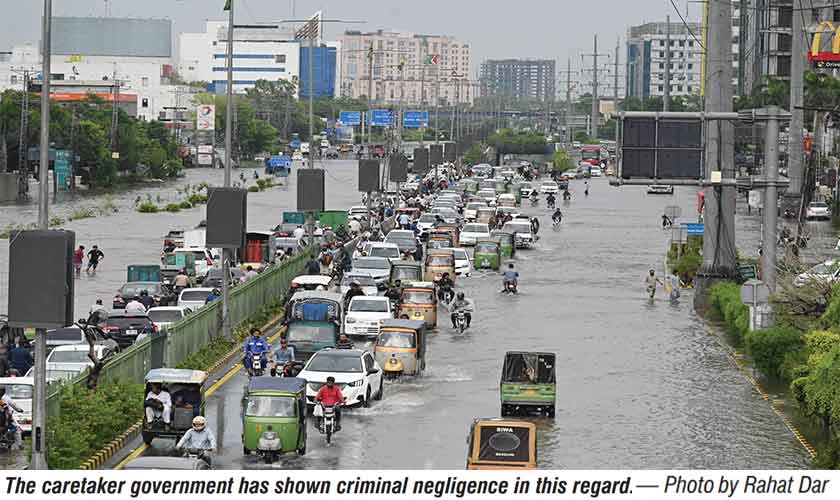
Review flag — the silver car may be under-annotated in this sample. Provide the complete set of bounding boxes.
[351,257,392,288]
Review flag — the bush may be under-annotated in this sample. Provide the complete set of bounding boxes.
[709,281,750,344]
[247,185,261,192]
[177,336,236,371]
[136,201,159,213]
[69,207,97,221]
[178,200,193,209]
[164,203,182,213]
[49,216,65,227]
[47,381,144,469]
[744,326,803,379]
[187,193,208,205]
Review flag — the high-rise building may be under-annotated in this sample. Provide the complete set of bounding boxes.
[626,21,703,100]
[339,30,473,106]
[479,59,556,101]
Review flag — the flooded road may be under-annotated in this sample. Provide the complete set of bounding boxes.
[1,162,815,469]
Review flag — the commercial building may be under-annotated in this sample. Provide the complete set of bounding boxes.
[625,21,703,100]
[299,42,341,99]
[479,59,556,101]
[339,30,473,106]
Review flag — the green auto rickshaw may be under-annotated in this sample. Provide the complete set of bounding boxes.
[242,377,307,462]
[500,351,556,418]
[473,240,501,271]
[491,230,516,258]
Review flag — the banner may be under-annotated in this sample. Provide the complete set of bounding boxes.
[197,105,216,131]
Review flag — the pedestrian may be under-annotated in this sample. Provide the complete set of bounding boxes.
[72,245,85,278]
[89,299,109,323]
[644,269,663,300]
[661,214,672,229]
[8,340,32,375]
[292,225,306,240]
[86,245,104,274]
[243,265,258,282]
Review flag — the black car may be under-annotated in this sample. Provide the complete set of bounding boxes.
[202,268,236,289]
[102,312,156,349]
[113,282,172,309]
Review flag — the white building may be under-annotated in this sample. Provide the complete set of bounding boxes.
[626,22,703,100]
[178,21,301,95]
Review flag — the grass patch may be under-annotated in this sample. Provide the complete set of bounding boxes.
[49,216,65,227]
[187,193,208,205]
[136,200,160,213]
[178,200,193,209]
[247,185,261,193]
[68,207,97,221]
[164,203,182,213]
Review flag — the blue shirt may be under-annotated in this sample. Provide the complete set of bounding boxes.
[503,270,519,282]
[273,346,296,365]
[243,336,269,355]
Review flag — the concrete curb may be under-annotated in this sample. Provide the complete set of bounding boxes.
[81,311,286,470]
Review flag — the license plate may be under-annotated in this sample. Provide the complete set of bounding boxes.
[126,329,138,336]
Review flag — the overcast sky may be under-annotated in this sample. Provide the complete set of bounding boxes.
[2,0,702,78]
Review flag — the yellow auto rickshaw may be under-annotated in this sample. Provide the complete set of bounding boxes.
[398,281,438,327]
[424,251,456,283]
[428,231,454,249]
[466,418,537,469]
[374,319,426,379]
[436,222,461,247]
[476,207,496,224]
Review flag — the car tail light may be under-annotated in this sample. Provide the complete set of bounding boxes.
[102,326,119,333]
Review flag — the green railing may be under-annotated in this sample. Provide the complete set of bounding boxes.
[45,252,309,419]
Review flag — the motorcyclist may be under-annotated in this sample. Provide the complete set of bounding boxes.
[449,292,474,329]
[125,296,147,315]
[563,189,571,201]
[530,191,538,204]
[546,193,556,209]
[176,416,216,455]
[344,281,366,307]
[315,376,345,430]
[305,256,321,275]
[173,269,190,291]
[0,388,24,450]
[552,208,564,224]
[436,272,455,302]
[138,290,155,310]
[385,280,403,304]
[502,263,519,292]
[243,327,269,375]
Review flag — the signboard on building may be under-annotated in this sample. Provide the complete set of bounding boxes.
[338,111,361,126]
[808,21,840,62]
[197,105,215,131]
[403,111,429,128]
[368,109,393,127]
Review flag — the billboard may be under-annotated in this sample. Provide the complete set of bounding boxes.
[809,21,840,65]
[620,116,703,180]
[197,104,215,131]
[403,111,429,128]
[339,111,361,126]
[368,109,393,127]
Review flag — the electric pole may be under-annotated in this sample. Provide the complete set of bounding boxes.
[786,0,805,210]
[582,35,608,139]
[557,59,575,146]
[614,38,621,143]
[664,16,671,112]
[695,0,737,309]
[17,69,30,199]
[109,67,120,157]
[222,0,234,341]
[367,44,374,159]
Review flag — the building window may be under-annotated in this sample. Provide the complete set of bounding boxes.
[275,54,286,63]
[10,75,17,85]
[835,9,840,23]
[688,63,694,70]
[658,85,664,92]
[679,40,685,47]
[659,51,664,58]
[141,77,149,87]
[777,56,791,77]
[689,41,694,47]
[687,86,692,92]
[778,34,792,52]
[660,40,665,46]
[778,7,793,28]
[659,63,664,69]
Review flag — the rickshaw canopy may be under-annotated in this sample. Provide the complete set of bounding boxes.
[144,369,208,385]
[501,352,556,384]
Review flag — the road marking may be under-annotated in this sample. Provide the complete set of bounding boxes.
[113,326,287,469]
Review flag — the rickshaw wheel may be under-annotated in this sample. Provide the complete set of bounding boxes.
[243,446,249,455]
[142,432,153,446]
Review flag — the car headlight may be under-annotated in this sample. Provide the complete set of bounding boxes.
[348,379,365,387]
[346,318,356,323]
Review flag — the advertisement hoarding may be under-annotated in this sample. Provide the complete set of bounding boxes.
[197,104,215,131]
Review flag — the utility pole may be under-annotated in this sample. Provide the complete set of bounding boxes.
[308,35,314,151]
[558,59,575,146]
[614,39,620,142]
[32,0,52,471]
[222,0,234,340]
[18,69,30,199]
[582,35,608,139]
[366,44,374,159]
[695,0,737,309]
[109,66,120,159]
[786,0,805,211]
[664,16,671,112]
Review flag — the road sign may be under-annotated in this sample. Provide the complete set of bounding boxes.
[403,110,429,128]
[738,264,757,281]
[339,111,361,126]
[748,189,763,209]
[368,109,393,127]
[740,279,770,305]
[196,104,215,131]
[684,223,704,235]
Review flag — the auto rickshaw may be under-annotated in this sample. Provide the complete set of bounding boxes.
[424,251,456,283]
[285,291,343,360]
[473,240,501,271]
[398,281,438,327]
[142,369,208,445]
[390,261,422,286]
[427,238,450,251]
[436,223,461,247]
[500,351,556,417]
[466,418,537,469]
[428,231,454,249]
[242,377,307,461]
[491,230,516,258]
[374,319,426,379]
[476,208,495,225]
[462,179,479,194]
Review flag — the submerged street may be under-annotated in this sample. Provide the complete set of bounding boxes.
[15,160,811,469]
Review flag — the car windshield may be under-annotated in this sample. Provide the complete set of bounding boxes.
[350,299,389,312]
[2,384,32,399]
[810,263,839,275]
[476,243,498,253]
[418,214,437,223]
[542,182,557,187]
[306,354,363,373]
[377,332,416,348]
[342,275,375,286]
[402,290,434,304]
[120,284,160,296]
[466,203,485,210]
[370,247,400,259]
[452,249,468,260]
[505,223,532,234]
[427,255,454,266]
[47,350,91,364]
[245,396,296,417]
[354,259,390,270]
[392,267,421,280]
[148,310,184,323]
[287,323,336,344]
[386,234,415,243]
[46,370,81,381]
[811,202,828,208]
[464,224,488,233]
[181,290,212,301]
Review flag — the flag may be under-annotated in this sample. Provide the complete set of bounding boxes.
[424,54,440,65]
[223,0,231,10]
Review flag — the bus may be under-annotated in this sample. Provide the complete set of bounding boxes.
[581,145,602,165]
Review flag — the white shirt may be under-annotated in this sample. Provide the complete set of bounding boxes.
[292,227,306,240]
[245,270,259,281]
[125,301,147,315]
[146,390,172,408]
[349,220,361,233]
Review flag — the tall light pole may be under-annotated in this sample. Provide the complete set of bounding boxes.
[221,0,235,340]
[664,15,671,112]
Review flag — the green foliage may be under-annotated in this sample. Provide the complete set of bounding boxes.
[178,200,194,210]
[164,203,182,213]
[247,185,261,192]
[552,150,573,172]
[47,381,144,469]
[136,200,159,213]
[463,144,485,166]
[187,193,209,205]
[49,216,65,227]
[69,207,97,221]
[709,282,750,345]
[744,326,803,379]
[792,345,840,436]
[487,129,547,155]
[667,237,703,284]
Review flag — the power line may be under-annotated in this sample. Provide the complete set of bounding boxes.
[669,0,706,50]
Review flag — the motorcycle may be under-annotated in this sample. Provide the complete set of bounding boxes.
[246,352,266,378]
[547,198,556,210]
[0,412,17,452]
[271,361,304,378]
[257,428,281,464]
[182,447,212,467]
[502,281,518,295]
[530,196,539,207]
[454,310,468,333]
[315,403,339,444]
[552,219,562,231]
[438,285,454,304]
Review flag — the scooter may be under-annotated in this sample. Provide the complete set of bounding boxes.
[315,403,339,444]
[502,281,518,295]
[552,219,562,231]
[182,447,212,467]
[257,427,281,464]
[271,361,304,378]
[530,196,539,207]
[246,353,266,378]
[454,310,469,333]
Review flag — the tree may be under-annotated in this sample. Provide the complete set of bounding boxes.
[552,150,573,171]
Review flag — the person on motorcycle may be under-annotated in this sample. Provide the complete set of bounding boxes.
[138,290,155,310]
[0,388,23,449]
[336,333,354,350]
[502,263,519,292]
[530,191,538,203]
[344,281,366,307]
[243,327,269,375]
[552,208,564,224]
[437,272,454,302]
[546,193,556,209]
[449,292,474,329]
[173,269,190,290]
[305,256,321,275]
[315,376,346,430]
[563,189,571,201]
[125,295,147,315]
[385,280,402,303]
[176,416,216,464]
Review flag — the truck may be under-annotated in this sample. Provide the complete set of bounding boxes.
[239,231,277,270]
[183,229,206,249]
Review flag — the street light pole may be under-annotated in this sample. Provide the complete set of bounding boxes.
[664,15,671,112]
[222,0,234,340]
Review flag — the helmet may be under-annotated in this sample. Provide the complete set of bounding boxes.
[316,285,326,291]
[457,292,465,300]
[192,416,206,430]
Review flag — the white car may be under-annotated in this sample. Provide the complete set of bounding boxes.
[344,296,392,337]
[292,151,303,161]
[339,272,379,298]
[0,377,33,433]
[519,183,535,197]
[347,206,369,220]
[502,220,536,248]
[367,242,402,262]
[460,223,491,246]
[174,247,215,280]
[444,247,473,277]
[806,201,830,220]
[178,287,216,310]
[416,213,438,236]
[351,257,392,288]
[300,349,384,407]
[794,260,840,287]
[147,306,191,332]
[477,189,498,204]
[540,181,560,195]
[590,166,603,177]
[38,344,116,381]
[300,142,310,154]
[464,201,487,221]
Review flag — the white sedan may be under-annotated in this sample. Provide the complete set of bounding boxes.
[806,202,830,220]
[300,349,384,408]
[445,247,473,277]
[146,306,191,332]
[794,260,840,287]
[460,223,491,246]
[0,377,33,433]
[540,181,560,194]
[344,296,392,337]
